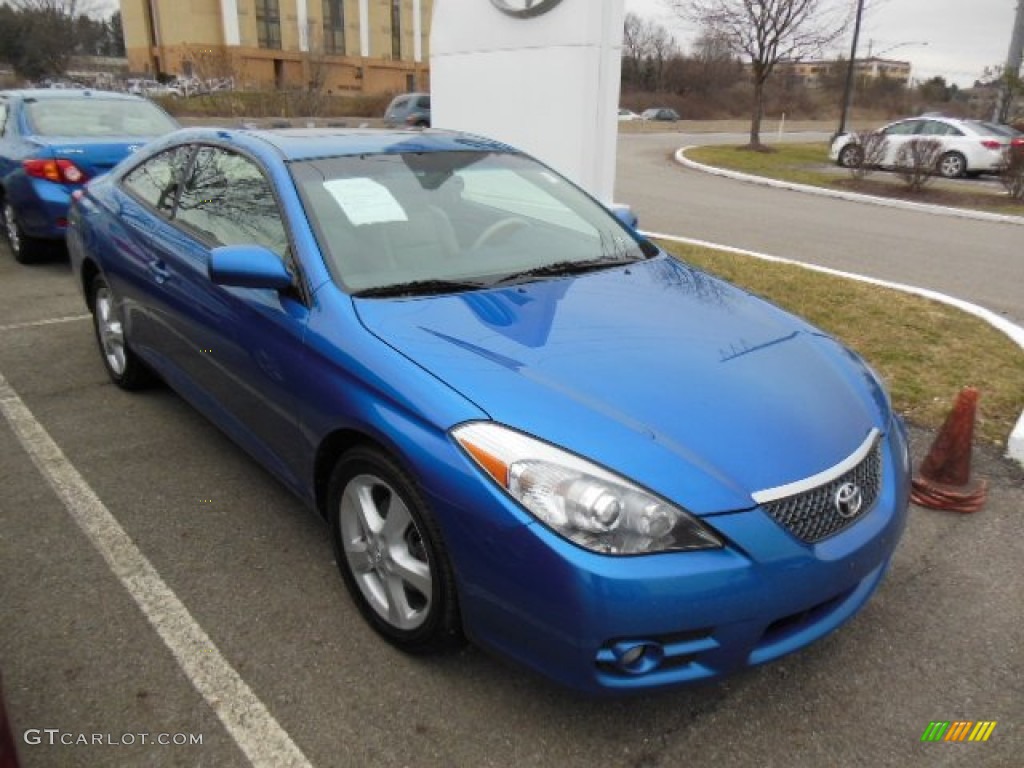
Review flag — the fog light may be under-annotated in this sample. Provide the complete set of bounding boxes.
[611,640,664,675]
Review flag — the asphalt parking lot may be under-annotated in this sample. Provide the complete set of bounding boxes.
[1,243,1021,768]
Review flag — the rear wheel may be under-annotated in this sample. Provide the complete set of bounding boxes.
[328,446,462,653]
[90,274,154,390]
[3,200,44,264]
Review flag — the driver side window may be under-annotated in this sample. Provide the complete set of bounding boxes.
[884,121,919,136]
[122,146,192,215]
[175,147,289,257]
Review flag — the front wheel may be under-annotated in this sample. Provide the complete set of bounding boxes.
[328,446,462,653]
[837,144,864,168]
[938,152,967,178]
[90,275,154,390]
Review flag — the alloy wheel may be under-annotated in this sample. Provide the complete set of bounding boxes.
[939,153,965,178]
[94,286,127,376]
[338,474,433,631]
[3,203,21,257]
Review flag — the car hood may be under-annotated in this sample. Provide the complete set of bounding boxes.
[354,256,889,515]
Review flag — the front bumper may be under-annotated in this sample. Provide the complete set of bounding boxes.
[438,421,910,693]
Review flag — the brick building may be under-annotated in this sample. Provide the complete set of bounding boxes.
[120,0,432,94]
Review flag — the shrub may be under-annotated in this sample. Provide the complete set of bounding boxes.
[158,91,392,119]
[895,137,943,192]
[846,131,888,179]
[1000,146,1024,200]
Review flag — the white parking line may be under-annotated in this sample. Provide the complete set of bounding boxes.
[0,370,314,768]
[0,314,91,333]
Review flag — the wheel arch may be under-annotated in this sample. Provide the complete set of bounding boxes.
[939,150,968,177]
[80,258,101,311]
[313,428,395,519]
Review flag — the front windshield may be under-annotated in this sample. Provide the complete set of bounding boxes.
[291,151,652,295]
[26,98,177,137]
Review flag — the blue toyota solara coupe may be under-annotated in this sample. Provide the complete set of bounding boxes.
[67,127,910,693]
[1,89,178,263]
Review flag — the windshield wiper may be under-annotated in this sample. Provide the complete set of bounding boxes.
[486,258,636,288]
[352,278,485,298]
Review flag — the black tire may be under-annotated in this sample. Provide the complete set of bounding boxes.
[90,274,155,390]
[938,151,967,179]
[837,144,864,168]
[3,199,45,264]
[328,445,462,653]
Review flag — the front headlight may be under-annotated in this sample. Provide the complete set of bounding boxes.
[452,422,723,555]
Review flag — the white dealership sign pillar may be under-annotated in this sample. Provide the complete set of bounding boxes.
[430,0,625,204]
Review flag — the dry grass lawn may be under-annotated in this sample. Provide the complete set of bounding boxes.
[662,241,1024,447]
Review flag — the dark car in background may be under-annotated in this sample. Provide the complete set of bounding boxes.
[0,89,178,263]
[641,108,680,122]
[383,92,431,128]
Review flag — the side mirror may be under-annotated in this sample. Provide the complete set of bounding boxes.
[608,203,639,230]
[208,245,292,290]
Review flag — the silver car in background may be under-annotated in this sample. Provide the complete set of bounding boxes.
[830,115,1013,178]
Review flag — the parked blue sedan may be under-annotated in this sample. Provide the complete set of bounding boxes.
[0,89,177,263]
[67,127,910,693]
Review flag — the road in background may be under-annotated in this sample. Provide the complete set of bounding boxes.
[616,131,1024,327]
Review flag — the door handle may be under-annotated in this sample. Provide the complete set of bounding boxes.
[147,260,170,284]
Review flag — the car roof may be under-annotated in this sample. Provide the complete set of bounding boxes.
[156,127,518,162]
[0,88,151,103]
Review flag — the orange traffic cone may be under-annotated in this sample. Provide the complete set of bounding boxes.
[910,387,987,513]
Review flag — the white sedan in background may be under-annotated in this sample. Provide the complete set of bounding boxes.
[830,116,1013,178]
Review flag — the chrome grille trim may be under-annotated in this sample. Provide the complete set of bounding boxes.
[758,433,883,544]
[751,428,881,504]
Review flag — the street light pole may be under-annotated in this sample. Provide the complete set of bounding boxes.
[836,0,865,139]
[994,0,1024,122]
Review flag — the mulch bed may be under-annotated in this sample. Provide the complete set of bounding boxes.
[832,177,1024,213]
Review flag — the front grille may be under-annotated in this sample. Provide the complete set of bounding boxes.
[760,437,882,543]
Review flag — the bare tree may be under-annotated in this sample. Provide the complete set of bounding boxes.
[296,22,333,117]
[622,12,678,92]
[2,0,100,79]
[666,0,846,148]
[691,29,742,97]
[5,0,96,11]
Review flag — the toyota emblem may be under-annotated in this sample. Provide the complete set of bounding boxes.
[490,0,565,18]
[834,482,863,519]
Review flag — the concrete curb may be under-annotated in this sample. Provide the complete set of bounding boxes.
[674,147,1024,227]
[643,230,1024,467]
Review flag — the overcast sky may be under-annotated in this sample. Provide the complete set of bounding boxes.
[625,0,1021,87]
